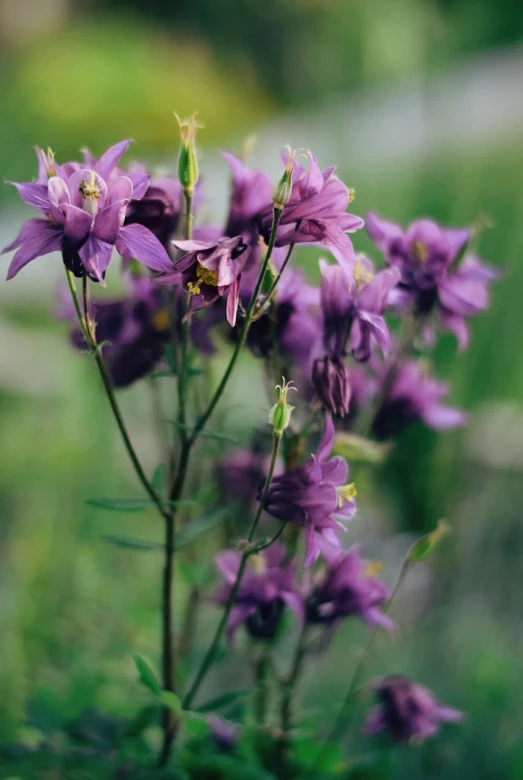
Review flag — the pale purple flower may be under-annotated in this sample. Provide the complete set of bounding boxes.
[222,151,273,243]
[155,236,250,327]
[259,151,364,270]
[366,212,497,347]
[213,542,303,643]
[262,415,357,567]
[306,545,394,631]
[372,360,466,440]
[365,675,463,743]
[3,140,173,283]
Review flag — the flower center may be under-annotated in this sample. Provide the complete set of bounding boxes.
[336,482,357,507]
[412,240,428,263]
[187,263,218,295]
[365,560,383,577]
[249,553,267,575]
[79,171,102,200]
[354,259,374,287]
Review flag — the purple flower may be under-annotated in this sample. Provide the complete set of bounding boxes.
[262,416,357,567]
[208,714,240,752]
[259,151,364,270]
[306,546,394,631]
[213,542,303,643]
[155,236,250,327]
[125,169,183,250]
[59,275,169,388]
[3,141,173,283]
[312,356,352,418]
[222,151,273,243]
[365,675,463,743]
[218,444,283,506]
[320,257,399,362]
[372,360,466,440]
[366,212,497,347]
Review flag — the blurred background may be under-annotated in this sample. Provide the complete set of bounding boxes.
[0,0,522,777]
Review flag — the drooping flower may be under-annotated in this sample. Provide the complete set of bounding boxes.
[213,542,303,643]
[305,546,393,631]
[3,141,173,283]
[259,151,364,270]
[155,236,250,327]
[124,168,183,250]
[262,415,357,567]
[59,275,170,388]
[372,359,466,440]
[366,212,497,347]
[312,356,352,418]
[364,676,463,743]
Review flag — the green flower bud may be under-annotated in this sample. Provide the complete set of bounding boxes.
[272,146,297,210]
[268,377,296,437]
[175,113,201,196]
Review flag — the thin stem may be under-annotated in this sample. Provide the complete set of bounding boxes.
[191,208,282,440]
[254,645,270,725]
[306,558,410,776]
[280,626,308,735]
[253,243,295,318]
[182,432,282,710]
[64,269,167,521]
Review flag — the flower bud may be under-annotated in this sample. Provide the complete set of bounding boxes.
[268,377,296,437]
[175,113,200,196]
[312,355,351,418]
[272,146,297,210]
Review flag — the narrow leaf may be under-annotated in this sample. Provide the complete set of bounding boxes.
[174,508,227,551]
[195,689,250,713]
[151,464,166,494]
[86,497,195,512]
[333,432,391,464]
[159,691,183,718]
[133,655,161,696]
[103,535,164,551]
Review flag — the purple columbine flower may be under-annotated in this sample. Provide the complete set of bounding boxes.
[372,359,466,440]
[364,675,463,743]
[3,140,173,283]
[208,714,240,752]
[366,212,497,347]
[305,546,394,631]
[312,356,352,418]
[155,236,250,327]
[124,168,183,250]
[259,151,364,270]
[213,542,303,643]
[218,443,283,506]
[262,415,357,567]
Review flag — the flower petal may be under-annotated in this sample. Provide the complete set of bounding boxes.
[226,277,240,327]
[116,223,173,272]
[63,204,93,246]
[5,219,63,280]
[94,139,132,180]
[8,181,51,212]
[79,234,114,283]
[94,201,127,244]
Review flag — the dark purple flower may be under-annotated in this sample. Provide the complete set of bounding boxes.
[222,151,273,243]
[155,236,250,327]
[59,275,169,388]
[3,141,173,283]
[125,168,183,250]
[372,360,466,440]
[208,714,240,752]
[306,546,393,631]
[312,356,352,418]
[213,542,303,643]
[218,444,283,506]
[259,151,364,270]
[262,416,357,567]
[366,212,497,347]
[364,675,463,743]
[320,257,399,362]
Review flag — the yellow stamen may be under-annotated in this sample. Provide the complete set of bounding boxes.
[348,188,356,203]
[354,259,374,287]
[249,553,267,575]
[412,240,428,263]
[336,482,357,507]
[187,263,218,295]
[79,170,102,200]
[365,560,384,577]
[151,309,169,331]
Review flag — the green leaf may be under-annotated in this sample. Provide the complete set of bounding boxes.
[151,369,176,379]
[152,463,166,494]
[333,432,391,464]
[159,690,183,718]
[174,508,227,551]
[103,534,164,551]
[195,689,249,713]
[408,519,451,564]
[133,654,162,696]
[86,497,195,512]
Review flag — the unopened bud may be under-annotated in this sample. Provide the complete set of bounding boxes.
[272,146,297,210]
[268,377,296,436]
[175,113,201,196]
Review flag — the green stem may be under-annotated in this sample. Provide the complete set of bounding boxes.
[306,558,410,776]
[182,432,282,710]
[64,269,167,521]
[280,626,308,735]
[191,208,282,441]
[254,645,270,725]
[253,243,295,318]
